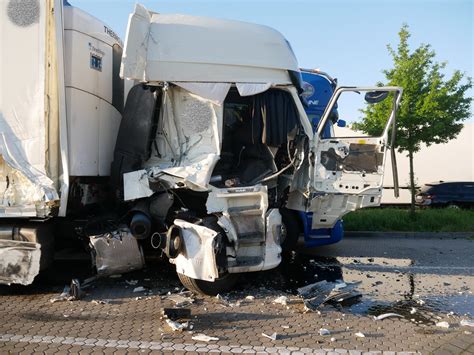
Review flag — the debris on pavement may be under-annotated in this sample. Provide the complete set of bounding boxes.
[191,334,219,342]
[91,299,111,305]
[410,307,417,314]
[334,281,347,290]
[245,295,255,301]
[460,319,474,327]
[297,280,361,310]
[165,319,190,332]
[435,321,450,328]
[125,280,138,286]
[354,332,366,338]
[50,286,76,303]
[297,280,334,310]
[133,286,147,293]
[273,295,289,305]
[373,313,404,321]
[261,332,279,341]
[162,308,191,320]
[319,328,330,336]
[69,278,83,300]
[166,294,194,307]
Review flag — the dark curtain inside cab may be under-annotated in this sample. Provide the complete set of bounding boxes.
[251,89,299,146]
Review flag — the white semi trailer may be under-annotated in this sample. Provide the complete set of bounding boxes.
[0,1,402,294]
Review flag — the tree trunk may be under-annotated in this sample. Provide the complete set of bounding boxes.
[408,149,416,217]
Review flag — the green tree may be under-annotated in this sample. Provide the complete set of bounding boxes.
[355,25,472,215]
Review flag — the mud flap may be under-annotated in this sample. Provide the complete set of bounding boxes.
[170,220,219,282]
[0,240,41,285]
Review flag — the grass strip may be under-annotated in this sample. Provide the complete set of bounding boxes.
[343,208,474,232]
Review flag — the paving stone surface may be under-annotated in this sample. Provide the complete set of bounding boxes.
[1,234,473,354]
[0,275,472,354]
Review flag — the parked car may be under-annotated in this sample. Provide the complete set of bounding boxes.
[416,181,474,208]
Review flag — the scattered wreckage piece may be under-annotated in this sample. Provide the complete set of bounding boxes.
[162,308,192,320]
[460,319,474,327]
[297,280,335,310]
[319,328,330,336]
[133,286,147,293]
[373,313,404,321]
[91,299,112,305]
[273,295,289,305]
[166,294,195,307]
[297,280,362,310]
[192,334,219,342]
[261,332,279,341]
[49,277,96,303]
[166,319,192,332]
[435,321,450,329]
[354,332,366,338]
[50,286,76,303]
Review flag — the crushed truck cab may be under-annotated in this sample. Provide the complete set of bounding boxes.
[0,2,401,293]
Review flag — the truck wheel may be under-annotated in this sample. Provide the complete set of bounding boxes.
[279,208,301,252]
[177,273,239,296]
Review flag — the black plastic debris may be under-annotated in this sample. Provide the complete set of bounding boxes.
[162,308,191,320]
[297,280,362,310]
[297,280,334,310]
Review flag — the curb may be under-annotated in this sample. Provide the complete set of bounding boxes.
[344,231,474,239]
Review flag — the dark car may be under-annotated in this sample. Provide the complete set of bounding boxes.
[416,181,474,208]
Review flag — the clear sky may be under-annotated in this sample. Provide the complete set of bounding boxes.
[72,0,473,119]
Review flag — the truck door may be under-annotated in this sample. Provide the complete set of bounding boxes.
[309,87,402,229]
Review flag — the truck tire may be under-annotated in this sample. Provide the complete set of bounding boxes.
[177,272,239,296]
[279,208,302,252]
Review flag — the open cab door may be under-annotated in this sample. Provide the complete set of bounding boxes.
[309,86,403,229]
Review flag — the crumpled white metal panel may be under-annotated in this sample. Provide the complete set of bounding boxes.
[144,86,222,191]
[121,4,298,84]
[171,219,219,282]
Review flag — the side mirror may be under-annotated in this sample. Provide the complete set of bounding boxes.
[337,119,346,128]
[365,91,389,104]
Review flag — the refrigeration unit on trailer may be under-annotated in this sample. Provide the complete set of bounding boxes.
[0,2,402,294]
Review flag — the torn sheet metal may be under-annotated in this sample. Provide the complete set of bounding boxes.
[0,2,59,214]
[120,4,298,83]
[309,190,381,229]
[143,86,223,191]
[123,170,154,201]
[297,280,361,310]
[90,229,145,276]
[170,219,219,282]
[0,240,41,285]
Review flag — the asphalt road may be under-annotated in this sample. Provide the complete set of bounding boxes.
[303,234,474,269]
